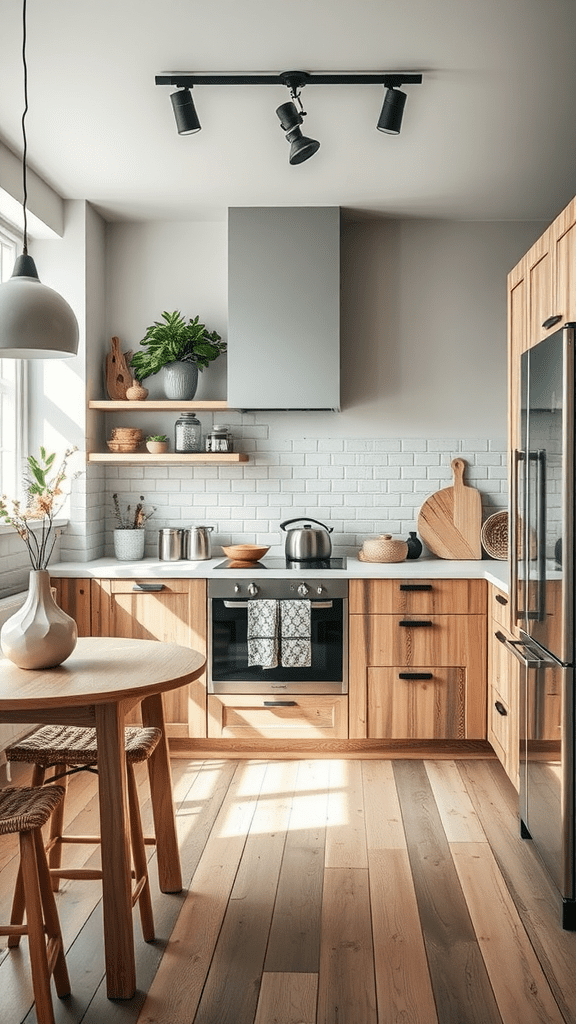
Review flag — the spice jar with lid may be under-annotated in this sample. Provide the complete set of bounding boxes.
[174,412,202,453]
[205,424,232,453]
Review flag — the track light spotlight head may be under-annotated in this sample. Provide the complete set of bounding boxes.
[170,87,201,134]
[285,127,320,165]
[377,87,407,134]
[276,101,320,164]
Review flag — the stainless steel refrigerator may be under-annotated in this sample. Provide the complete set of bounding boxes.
[507,323,575,928]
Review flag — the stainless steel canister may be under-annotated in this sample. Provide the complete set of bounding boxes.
[183,525,214,560]
[158,528,183,560]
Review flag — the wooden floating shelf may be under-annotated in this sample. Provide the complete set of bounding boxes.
[87,452,248,464]
[88,400,230,411]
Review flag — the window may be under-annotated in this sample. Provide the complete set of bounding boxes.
[0,223,27,499]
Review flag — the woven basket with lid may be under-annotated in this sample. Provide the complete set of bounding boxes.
[359,534,408,563]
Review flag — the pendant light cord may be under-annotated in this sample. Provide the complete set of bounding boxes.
[21,0,29,255]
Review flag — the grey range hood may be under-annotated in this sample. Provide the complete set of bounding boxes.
[227,206,340,411]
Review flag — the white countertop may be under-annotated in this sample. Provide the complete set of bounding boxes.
[48,555,509,591]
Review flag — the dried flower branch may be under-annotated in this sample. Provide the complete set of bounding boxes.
[112,494,156,530]
[0,447,80,570]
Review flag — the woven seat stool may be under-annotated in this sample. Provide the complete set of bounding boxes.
[0,785,70,1024]
[6,724,162,943]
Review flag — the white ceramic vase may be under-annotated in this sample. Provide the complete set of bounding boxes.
[163,360,198,400]
[0,569,78,670]
[114,528,146,561]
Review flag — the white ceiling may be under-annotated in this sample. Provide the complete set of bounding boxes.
[1,0,575,224]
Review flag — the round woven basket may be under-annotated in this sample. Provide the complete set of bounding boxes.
[481,511,508,560]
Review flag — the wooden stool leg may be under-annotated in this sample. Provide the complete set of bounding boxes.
[46,764,68,891]
[8,764,48,945]
[19,830,56,1024]
[34,829,70,998]
[127,764,155,942]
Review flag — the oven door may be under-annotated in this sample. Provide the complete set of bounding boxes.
[209,597,348,694]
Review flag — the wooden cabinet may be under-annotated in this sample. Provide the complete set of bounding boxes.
[90,578,207,738]
[487,585,519,790]
[50,577,92,636]
[508,195,576,361]
[349,579,486,741]
[207,695,348,740]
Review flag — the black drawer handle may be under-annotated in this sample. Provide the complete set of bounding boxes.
[495,594,508,606]
[494,700,508,716]
[495,630,508,645]
[263,701,297,707]
[132,583,165,592]
[542,314,562,329]
[399,620,433,627]
[399,584,432,591]
[399,672,433,680]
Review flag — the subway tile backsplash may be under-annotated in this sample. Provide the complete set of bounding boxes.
[92,427,508,560]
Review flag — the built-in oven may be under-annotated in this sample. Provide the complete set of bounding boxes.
[208,576,348,694]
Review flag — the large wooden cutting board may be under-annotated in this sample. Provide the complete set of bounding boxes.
[417,458,482,559]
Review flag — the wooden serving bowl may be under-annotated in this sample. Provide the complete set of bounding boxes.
[222,544,270,563]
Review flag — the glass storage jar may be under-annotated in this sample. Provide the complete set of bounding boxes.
[174,412,202,453]
[205,424,233,453]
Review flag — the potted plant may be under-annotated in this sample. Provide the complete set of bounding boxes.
[0,447,81,668]
[130,310,226,400]
[145,434,169,454]
[111,493,156,561]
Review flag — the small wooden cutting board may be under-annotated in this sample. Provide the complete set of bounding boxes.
[417,458,482,559]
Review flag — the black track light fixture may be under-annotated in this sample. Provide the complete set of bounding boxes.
[156,69,423,158]
[377,87,407,135]
[276,73,320,165]
[170,87,201,135]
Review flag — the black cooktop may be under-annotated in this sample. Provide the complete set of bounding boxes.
[214,556,347,570]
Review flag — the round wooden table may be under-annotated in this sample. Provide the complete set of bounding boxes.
[0,636,205,999]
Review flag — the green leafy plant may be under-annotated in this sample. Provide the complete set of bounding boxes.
[0,447,80,569]
[130,310,226,382]
[146,434,169,443]
[112,494,156,530]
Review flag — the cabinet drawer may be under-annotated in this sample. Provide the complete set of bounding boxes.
[207,695,348,739]
[349,578,485,615]
[489,586,511,630]
[356,614,485,668]
[367,667,465,739]
[490,622,512,706]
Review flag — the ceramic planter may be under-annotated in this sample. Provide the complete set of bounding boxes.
[162,360,198,400]
[113,529,146,561]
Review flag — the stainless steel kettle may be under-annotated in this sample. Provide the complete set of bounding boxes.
[183,526,214,560]
[280,517,333,560]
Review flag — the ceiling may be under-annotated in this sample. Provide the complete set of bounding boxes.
[1,0,575,224]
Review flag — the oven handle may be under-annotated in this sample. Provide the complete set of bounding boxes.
[222,599,334,609]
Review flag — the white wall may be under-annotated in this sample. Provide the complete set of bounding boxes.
[95,214,544,558]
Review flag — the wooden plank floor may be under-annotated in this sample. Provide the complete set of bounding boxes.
[1,756,576,1024]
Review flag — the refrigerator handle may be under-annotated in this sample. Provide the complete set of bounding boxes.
[535,449,547,622]
[495,630,545,669]
[510,448,525,627]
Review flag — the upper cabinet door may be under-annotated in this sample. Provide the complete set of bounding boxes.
[554,196,576,326]
[227,207,340,410]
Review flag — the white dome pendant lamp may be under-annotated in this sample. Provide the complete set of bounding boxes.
[0,0,79,358]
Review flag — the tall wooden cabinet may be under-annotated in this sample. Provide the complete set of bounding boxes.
[486,584,519,790]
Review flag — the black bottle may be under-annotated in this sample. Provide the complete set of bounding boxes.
[406,531,422,559]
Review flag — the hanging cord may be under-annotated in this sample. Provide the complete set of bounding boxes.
[21,0,29,254]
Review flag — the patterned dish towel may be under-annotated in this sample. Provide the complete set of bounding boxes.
[280,599,311,667]
[247,599,279,668]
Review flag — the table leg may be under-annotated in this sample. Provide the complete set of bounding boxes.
[141,692,183,893]
[95,701,136,999]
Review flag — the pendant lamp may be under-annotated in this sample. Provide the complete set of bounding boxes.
[0,0,79,359]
